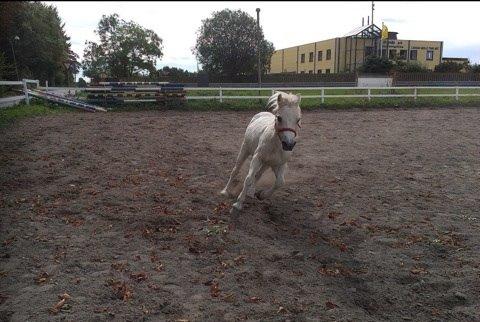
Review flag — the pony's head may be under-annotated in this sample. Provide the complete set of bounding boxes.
[266,91,302,151]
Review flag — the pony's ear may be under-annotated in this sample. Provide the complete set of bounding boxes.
[277,93,283,105]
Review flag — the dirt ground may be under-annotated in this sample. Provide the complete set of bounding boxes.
[1,107,480,322]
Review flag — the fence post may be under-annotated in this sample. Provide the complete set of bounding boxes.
[367,88,371,101]
[219,87,223,103]
[46,80,48,93]
[414,87,417,100]
[321,88,325,104]
[23,79,30,105]
[455,87,459,101]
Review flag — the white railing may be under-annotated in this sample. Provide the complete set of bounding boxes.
[32,85,480,104]
[184,86,480,103]
[0,79,39,106]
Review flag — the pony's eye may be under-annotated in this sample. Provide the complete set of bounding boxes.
[277,116,283,123]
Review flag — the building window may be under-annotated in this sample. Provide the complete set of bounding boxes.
[399,50,407,60]
[326,49,331,60]
[318,51,323,61]
[317,69,322,74]
[426,50,434,60]
[381,49,387,58]
[308,70,313,74]
[410,50,417,60]
[301,53,305,63]
[309,52,314,62]
[326,69,331,74]
[389,49,397,59]
[300,71,305,74]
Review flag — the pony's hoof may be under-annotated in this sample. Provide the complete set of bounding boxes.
[220,189,229,197]
[230,202,242,214]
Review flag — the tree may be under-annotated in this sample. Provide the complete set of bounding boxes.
[0,52,14,80]
[82,14,163,80]
[193,9,274,79]
[434,61,467,73]
[158,66,195,77]
[393,59,430,73]
[468,63,480,73]
[77,77,87,87]
[358,56,393,74]
[65,49,80,86]
[0,2,78,85]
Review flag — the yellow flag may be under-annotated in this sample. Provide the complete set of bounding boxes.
[381,23,389,40]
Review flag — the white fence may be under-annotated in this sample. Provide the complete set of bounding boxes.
[183,87,480,103]
[0,79,39,107]
[6,84,480,106]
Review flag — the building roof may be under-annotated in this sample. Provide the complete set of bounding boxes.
[343,24,381,37]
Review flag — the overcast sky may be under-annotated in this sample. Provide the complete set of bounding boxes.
[46,1,480,76]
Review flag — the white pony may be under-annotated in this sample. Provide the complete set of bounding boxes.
[221,91,302,213]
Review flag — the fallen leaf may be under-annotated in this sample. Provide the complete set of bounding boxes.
[36,272,50,284]
[210,282,220,297]
[49,293,71,315]
[245,296,262,303]
[233,255,246,265]
[277,306,288,314]
[49,298,66,314]
[410,267,428,275]
[325,301,338,310]
[328,212,341,220]
[130,272,148,282]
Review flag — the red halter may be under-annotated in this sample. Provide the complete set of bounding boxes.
[277,127,297,137]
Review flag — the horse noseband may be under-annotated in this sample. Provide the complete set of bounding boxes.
[277,127,297,137]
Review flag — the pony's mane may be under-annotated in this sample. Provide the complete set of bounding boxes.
[265,91,299,110]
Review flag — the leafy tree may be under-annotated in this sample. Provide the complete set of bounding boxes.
[65,49,80,86]
[0,52,14,80]
[0,2,78,85]
[77,77,87,87]
[193,9,274,79]
[468,63,480,73]
[358,56,393,74]
[157,66,196,77]
[393,59,430,73]
[434,61,467,73]
[82,14,163,80]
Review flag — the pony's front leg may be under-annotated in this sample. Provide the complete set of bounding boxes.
[255,163,286,200]
[232,154,263,212]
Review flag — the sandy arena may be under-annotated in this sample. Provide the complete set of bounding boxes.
[1,107,479,321]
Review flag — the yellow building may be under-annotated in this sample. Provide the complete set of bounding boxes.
[268,24,443,74]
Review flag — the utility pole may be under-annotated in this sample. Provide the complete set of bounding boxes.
[256,8,261,89]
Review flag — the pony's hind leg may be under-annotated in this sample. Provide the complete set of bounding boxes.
[221,142,249,197]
